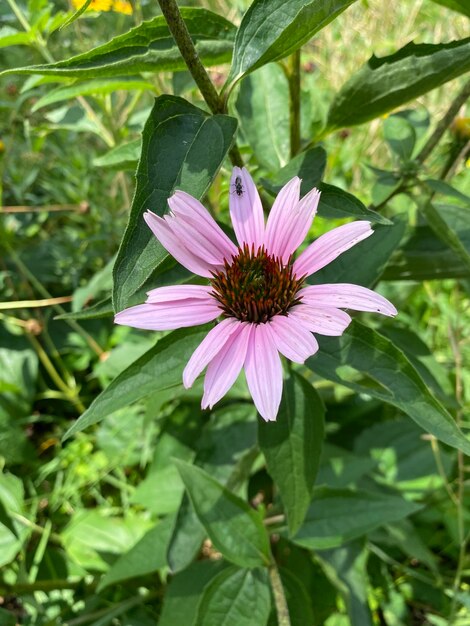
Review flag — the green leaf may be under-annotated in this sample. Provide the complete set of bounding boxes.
[2,9,236,79]
[175,460,271,568]
[158,561,227,626]
[0,26,33,48]
[429,0,470,17]
[195,566,271,626]
[292,487,421,549]
[261,146,327,195]
[235,63,290,171]
[93,139,141,170]
[113,96,237,312]
[62,325,209,440]
[168,404,258,572]
[383,225,470,281]
[98,516,174,590]
[55,296,113,321]
[383,114,415,161]
[276,569,315,626]
[58,0,92,30]
[167,494,206,573]
[310,218,406,287]
[316,542,373,626]
[61,510,151,572]
[258,372,324,535]
[327,38,470,129]
[306,320,470,455]
[317,183,391,224]
[422,202,470,272]
[32,78,154,111]
[227,0,357,85]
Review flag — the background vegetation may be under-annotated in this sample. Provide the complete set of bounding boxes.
[0,0,469,624]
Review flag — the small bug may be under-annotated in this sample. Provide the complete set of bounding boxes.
[232,175,244,197]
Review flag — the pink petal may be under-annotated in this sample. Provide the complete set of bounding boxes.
[169,191,237,261]
[166,215,228,266]
[293,221,373,278]
[114,299,221,331]
[289,304,352,336]
[278,187,321,261]
[244,323,283,422]
[229,167,265,249]
[144,211,214,278]
[268,314,319,363]
[299,284,397,316]
[202,322,252,409]
[265,177,301,258]
[146,284,214,304]
[183,318,240,389]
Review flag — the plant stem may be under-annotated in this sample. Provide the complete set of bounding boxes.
[268,563,291,626]
[288,49,301,157]
[157,0,221,113]
[448,290,467,624]
[156,0,243,167]
[416,79,470,165]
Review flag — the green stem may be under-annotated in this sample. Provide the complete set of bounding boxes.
[268,563,291,626]
[416,78,470,165]
[157,0,221,113]
[288,49,301,157]
[156,0,243,167]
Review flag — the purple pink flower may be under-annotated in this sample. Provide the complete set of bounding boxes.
[115,168,396,421]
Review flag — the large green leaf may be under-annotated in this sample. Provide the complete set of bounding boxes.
[158,561,227,626]
[306,321,470,454]
[235,63,290,171]
[327,38,470,129]
[113,96,237,311]
[98,516,174,590]
[422,202,470,272]
[316,542,373,626]
[62,325,209,440]
[292,487,421,549]
[310,218,406,287]
[258,372,324,535]
[383,225,470,280]
[175,460,271,569]
[2,9,236,79]
[195,567,271,626]
[168,404,258,572]
[226,0,357,85]
[429,0,470,17]
[32,78,154,111]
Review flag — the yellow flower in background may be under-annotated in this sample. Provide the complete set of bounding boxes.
[112,0,132,14]
[71,0,132,14]
[453,117,470,139]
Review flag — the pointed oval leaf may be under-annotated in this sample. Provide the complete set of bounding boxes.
[195,566,271,626]
[98,516,174,591]
[63,325,210,440]
[327,38,470,129]
[258,372,324,536]
[292,487,421,549]
[227,0,357,85]
[175,460,271,568]
[235,63,290,171]
[2,9,236,79]
[306,320,470,455]
[113,95,237,311]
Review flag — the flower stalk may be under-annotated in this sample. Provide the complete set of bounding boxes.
[157,0,243,167]
[268,562,291,626]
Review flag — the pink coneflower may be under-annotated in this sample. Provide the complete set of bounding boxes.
[115,168,396,421]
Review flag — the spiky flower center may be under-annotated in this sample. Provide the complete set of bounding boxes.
[210,244,304,323]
